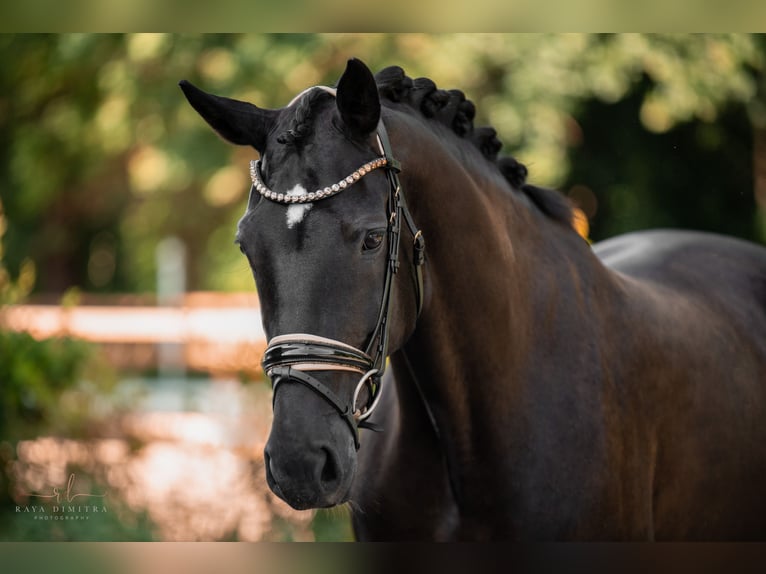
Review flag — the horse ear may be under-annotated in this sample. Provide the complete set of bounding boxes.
[179,80,279,152]
[336,58,381,136]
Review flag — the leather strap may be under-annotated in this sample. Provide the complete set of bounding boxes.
[377,121,425,315]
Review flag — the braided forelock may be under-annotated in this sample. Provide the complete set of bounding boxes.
[277,87,335,147]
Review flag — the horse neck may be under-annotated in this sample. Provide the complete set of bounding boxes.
[389,115,619,509]
[394,116,608,380]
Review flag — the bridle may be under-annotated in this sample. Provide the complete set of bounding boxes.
[251,117,426,450]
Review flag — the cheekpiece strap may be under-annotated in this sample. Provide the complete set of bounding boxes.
[376,123,401,173]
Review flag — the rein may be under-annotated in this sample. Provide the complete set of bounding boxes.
[254,118,425,449]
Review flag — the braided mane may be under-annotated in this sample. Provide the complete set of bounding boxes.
[374,66,574,227]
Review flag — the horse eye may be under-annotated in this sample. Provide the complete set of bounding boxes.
[363,229,385,251]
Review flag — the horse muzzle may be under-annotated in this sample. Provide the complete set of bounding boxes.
[262,333,384,449]
[262,334,383,509]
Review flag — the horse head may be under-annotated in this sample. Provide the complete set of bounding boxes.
[181,58,423,509]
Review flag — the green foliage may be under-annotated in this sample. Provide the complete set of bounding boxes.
[0,331,115,439]
[394,34,762,187]
[0,198,35,306]
[565,80,760,242]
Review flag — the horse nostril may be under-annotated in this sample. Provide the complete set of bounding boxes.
[269,457,277,481]
[320,447,339,485]
[264,450,277,484]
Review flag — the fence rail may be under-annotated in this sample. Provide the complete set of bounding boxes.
[0,293,267,377]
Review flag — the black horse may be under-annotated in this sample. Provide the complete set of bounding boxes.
[181,58,766,540]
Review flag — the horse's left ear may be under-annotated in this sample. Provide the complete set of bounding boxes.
[336,58,381,136]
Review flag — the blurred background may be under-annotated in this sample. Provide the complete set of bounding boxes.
[1,33,765,541]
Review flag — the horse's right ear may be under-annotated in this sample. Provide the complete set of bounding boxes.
[179,80,279,152]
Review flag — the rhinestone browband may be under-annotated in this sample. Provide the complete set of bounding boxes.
[249,157,389,204]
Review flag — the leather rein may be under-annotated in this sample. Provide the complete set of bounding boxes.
[253,119,425,449]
